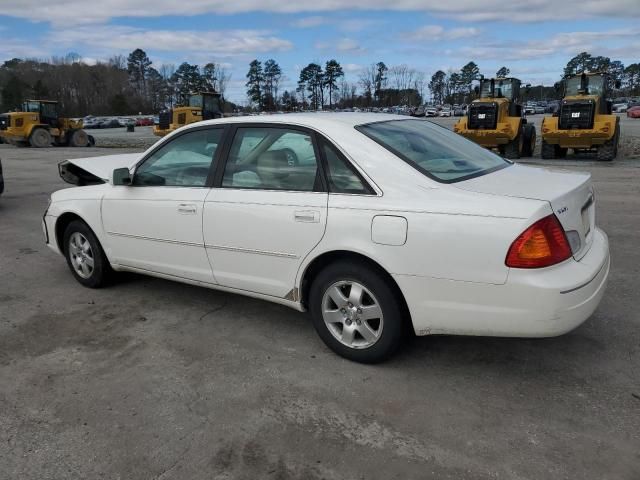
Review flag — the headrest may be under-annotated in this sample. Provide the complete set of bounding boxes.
[257,150,289,179]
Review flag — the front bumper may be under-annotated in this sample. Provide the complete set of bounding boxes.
[395,228,610,337]
[43,214,61,255]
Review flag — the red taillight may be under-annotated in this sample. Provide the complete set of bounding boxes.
[506,214,572,268]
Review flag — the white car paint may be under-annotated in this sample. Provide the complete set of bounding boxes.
[44,113,609,338]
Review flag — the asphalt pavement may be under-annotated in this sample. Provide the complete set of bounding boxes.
[0,142,639,479]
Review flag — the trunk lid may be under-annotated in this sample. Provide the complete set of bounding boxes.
[59,153,140,185]
[455,164,595,259]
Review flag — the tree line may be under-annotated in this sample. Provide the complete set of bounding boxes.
[0,49,233,116]
[246,59,429,111]
[1,48,639,116]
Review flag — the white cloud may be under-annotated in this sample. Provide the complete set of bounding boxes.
[454,28,640,62]
[342,63,363,73]
[292,16,327,28]
[50,26,293,57]
[404,25,480,41]
[1,0,638,25]
[315,38,366,54]
[0,41,50,60]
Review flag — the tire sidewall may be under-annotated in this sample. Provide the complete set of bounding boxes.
[63,220,108,288]
[309,262,405,363]
[30,128,51,148]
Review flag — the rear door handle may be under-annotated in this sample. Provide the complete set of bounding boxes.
[178,203,197,214]
[294,210,320,223]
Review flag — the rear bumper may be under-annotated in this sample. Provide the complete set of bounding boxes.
[395,228,610,337]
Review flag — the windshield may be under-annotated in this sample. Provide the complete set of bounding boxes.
[23,101,41,113]
[357,119,509,183]
[565,76,604,96]
[188,95,203,108]
[480,79,514,99]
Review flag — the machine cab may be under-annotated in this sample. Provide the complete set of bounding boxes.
[478,78,521,102]
[187,92,223,120]
[22,100,61,127]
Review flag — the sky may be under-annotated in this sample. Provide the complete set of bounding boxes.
[0,0,639,103]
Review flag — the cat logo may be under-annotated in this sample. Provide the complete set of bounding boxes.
[571,112,581,118]
[478,113,486,119]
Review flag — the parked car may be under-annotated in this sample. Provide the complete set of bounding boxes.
[627,106,640,118]
[524,104,536,115]
[411,106,425,117]
[425,108,438,117]
[83,117,102,129]
[534,106,545,114]
[46,114,609,363]
[136,117,154,126]
[99,118,121,129]
[439,108,453,117]
[612,103,628,113]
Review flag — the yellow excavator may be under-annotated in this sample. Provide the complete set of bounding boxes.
[0,100,92,147]
[541,72,620,161]
[153,92,223,137]
[454,77,535,159]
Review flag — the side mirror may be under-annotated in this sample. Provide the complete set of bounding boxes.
[112,167,132,186]
[473,86,480,95]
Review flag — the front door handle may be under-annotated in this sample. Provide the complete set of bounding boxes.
[294,210,320,223]
[178,203,197,214]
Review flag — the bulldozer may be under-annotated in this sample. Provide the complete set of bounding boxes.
[153,92,222,137]
[541,72,620,161]
[0,100,92,148]
[454,77,535,159]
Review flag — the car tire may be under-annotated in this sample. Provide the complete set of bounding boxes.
[309,261,405,363]
[63,220,112,288]
[29,128,51,148]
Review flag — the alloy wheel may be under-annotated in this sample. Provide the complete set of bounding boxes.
[321,281,384,349]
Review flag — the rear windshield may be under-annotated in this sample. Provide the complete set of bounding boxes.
[356,119,510,183]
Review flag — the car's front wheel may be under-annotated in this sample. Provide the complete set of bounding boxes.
[63,220,111,288]
[309,261,405,363]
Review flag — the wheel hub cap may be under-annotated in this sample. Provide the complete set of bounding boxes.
[322,281,384,349]
[68,232,94,279]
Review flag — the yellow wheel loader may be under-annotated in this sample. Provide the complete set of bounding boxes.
[454,77,535,159]
[0,100,93,148]
[541,72,620,161]
[153,92,222,137]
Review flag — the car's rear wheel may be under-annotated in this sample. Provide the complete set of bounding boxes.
[309,261,405,363]
[63,220,111,288]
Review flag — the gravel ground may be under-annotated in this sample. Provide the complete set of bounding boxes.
[0,140,639,479]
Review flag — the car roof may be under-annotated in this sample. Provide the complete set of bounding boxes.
[192,112,410,134]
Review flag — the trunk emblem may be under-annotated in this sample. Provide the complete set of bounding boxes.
[556,206,568,215]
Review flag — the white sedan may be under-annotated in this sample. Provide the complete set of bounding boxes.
[44,114,610,363]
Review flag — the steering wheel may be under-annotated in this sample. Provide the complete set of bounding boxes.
[281,148,299,166]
